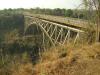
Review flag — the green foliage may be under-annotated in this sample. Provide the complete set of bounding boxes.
[0,10,42,67]
[22,51,29,61]
[30,8,87,19]
[0,11,24,41]
[82,0,100,42]
[66,9,73,17]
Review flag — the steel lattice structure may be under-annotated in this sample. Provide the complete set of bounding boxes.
[24,15,85,46]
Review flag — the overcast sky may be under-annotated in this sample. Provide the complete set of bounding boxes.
[0,0,82,9]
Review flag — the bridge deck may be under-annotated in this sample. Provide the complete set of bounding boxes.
[24,13,99,32]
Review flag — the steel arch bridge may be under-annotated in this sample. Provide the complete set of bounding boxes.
[24,14,85,46]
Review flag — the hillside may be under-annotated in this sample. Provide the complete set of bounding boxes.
[0,43,100,75]
[0,12,24,42]
[33,43,100,75]
[0,9,100,75]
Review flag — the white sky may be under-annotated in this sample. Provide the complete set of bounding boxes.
[0,0,82,9]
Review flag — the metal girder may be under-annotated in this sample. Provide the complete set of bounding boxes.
[47,24,52,33]
[50,25,57,37]
[74,32,79,44]
[38,23,55,46]
[55,28,63,44]
[41,19,84,33]
[25,16,85,46]
[62,30,70,45]
[44,23,49,29]
[60,28,63,42]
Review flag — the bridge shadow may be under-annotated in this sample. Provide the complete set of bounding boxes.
[0,24,45,65]
[25,24,42,35]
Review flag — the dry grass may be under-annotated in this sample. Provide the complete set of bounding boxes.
[33,43,100,75]
[0,43,100,75]
[11,63,34,75]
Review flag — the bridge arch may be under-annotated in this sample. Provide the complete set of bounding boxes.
[24,15,85,47]
[24,23,42,36]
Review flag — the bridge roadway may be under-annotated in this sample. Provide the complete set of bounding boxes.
[24,12,96,31]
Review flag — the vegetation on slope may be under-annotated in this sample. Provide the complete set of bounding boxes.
[0,8,99,75]
[0,43,100,75]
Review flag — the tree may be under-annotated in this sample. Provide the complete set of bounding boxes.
[83,0,100,42]
[53,8,63,16]
[66,9,73,17]
[61,9,66,16]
